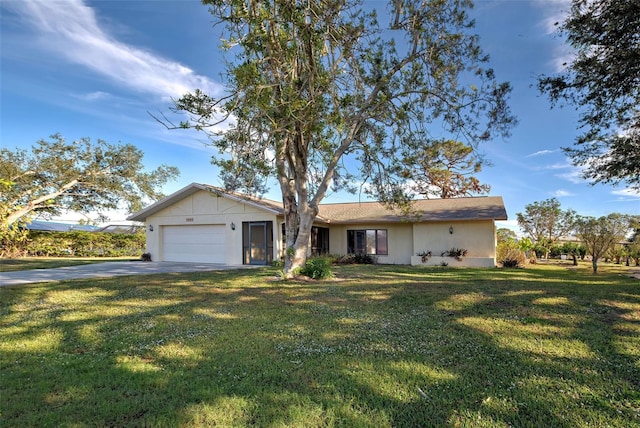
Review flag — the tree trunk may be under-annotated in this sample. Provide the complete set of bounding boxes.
[592,258,598,274]
[282,200,317,278]
[2,179,79,227]
[282,191,299,277]
[287,210,315,276]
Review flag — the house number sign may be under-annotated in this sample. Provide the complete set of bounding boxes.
[186,217,194,222]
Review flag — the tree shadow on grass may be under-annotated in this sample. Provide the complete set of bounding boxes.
[1,266,638,426]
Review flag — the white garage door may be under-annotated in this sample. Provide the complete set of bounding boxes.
[162,225,226,263]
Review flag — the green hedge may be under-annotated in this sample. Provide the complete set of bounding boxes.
[23,231,145,257]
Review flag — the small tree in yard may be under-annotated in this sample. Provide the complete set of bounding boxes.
[516,198,576,259]
[575,213,634,273]
[0,134,179,229]
[162,0,516,277]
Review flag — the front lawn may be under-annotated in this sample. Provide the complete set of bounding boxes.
[1,264,638,427]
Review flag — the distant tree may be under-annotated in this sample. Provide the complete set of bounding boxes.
[605,244,626,264]
[627,241,640,267]
[0,134,179,228]
[403,139,491,199]
[161,0,516,277]
[518,237,536,263]
[631,223,640,243]
[560,242,586,266]
[538,0,640,190]
[575,213,633,273]
[516,198,577,258]
[625,220,640,266]
[497,227,517,243]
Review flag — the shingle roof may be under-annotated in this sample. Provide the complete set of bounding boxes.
[317,196,507,223]
[128,182,507,223]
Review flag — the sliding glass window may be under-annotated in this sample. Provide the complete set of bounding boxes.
[347,229,388,255]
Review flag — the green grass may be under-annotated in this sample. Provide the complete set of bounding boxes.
[1,263,638,427]
[0,257,135,272]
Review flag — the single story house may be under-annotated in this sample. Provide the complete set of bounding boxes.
[127,182,508,267]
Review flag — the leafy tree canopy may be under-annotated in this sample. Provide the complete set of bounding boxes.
[403,139,490,199]
[516,198,577,257]
[575,213,635,273]
[0,134,179,227]
[496,227,517,243]
[538,0,640,189]
[162,0,516,275]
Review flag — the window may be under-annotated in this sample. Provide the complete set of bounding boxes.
[347,229,388,255]
[311,226,329,256]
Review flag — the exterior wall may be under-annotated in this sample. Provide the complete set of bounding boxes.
[411,220,497,267]
[144,190,280,264]
[142,189,498,267]
[327,220,496,266]
[327,223,415,264]
[329,220,496,267]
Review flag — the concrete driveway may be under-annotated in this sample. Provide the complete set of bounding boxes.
[0,261,257,286]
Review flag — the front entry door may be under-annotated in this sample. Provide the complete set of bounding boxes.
[243,221,273,265]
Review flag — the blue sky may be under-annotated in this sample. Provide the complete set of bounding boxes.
[1,0,638,231]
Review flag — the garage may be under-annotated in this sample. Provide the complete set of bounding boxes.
[162,225,226,263]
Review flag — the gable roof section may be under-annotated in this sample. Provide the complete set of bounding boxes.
[128,182,507,223]
[127,183,283,222]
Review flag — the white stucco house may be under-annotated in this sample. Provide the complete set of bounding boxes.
[127,182,508,267]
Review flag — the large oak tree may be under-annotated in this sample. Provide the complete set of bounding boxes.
[0,134,179,228]
[538,0,640,190]
[164,0,516,276]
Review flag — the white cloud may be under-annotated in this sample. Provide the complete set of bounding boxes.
[526,149,558,158]
[611,188,640,200]
[556,168,584,184]
[537,0,571,35]
[550,162,570,170]
[534,0,575,72]
[4,0,223,100]
[538,161,572,170]
[551,189,574,197]
[550,45,576,73]
[78,91,113,101]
